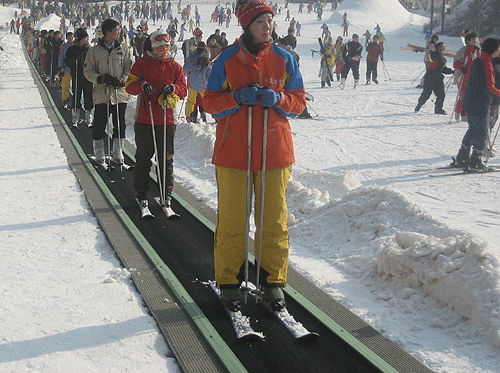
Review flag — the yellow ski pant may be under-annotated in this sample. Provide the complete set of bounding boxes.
[185,88,204,118]
[214,165,292,287]
[61,72,71,102]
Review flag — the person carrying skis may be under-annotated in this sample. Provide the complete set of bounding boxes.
[203,0,306,311]
[184,42,212,122]
[84,19,134,166]
[453,32,480,122]
[65,28,94,126]
[339,34,362,89]
[415,42,454,115]
[365,34,384,85]
[319,35,335,88]
[125,31,187,207]
[451,38,500,170]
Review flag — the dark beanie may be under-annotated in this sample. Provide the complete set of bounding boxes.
[101,19,120,35]
[482,38,499,55]
[75,28,88,42]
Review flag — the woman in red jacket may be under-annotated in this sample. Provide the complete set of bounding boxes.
[204,0,306,311]
[126,31,187,208]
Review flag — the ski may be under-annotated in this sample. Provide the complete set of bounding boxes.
[154,197,180,220]
[429,166,498,177]
[135,197,155,220]
[245,282,319,341]
[209,281,265,341]
[88,155,114,171]
[411,165,461,172]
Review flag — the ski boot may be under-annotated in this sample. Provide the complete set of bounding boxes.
[450,145,471,168]
[321,80,325,88]
[353,80,359,89]
[199,108,207,123]
[338,78,346,90]
[85,110,93,127]
[220,287,241,312]
[336,74,340,81]
[326,79,331,87]
[373,78,379,84]
[111,138,125,165]
[72,108,81,127]
[92,139,106,164]
[467,152,486,171]
[366,80,371,85]
[260,286,286,312]
[435,109,447,115]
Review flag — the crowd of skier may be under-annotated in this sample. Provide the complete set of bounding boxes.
[7,0,500,317]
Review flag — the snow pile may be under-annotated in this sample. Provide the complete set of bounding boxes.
[328,0,427,32]
[103,267,132,283]
[379,232,500,346]
[33,13,62,31]
[289,186,500,345]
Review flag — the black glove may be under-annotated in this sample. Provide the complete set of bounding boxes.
[141,81,154,97]
[461,66,467,74]
[161,84,175,95]
[97,73,112,84]
[108,77,125,88]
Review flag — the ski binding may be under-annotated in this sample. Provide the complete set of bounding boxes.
[154,197,180,219]
[209,281,264,341]
[135,197,155,220]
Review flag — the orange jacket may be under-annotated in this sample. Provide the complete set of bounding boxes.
[125,55,187,125]
[203,40,306,171]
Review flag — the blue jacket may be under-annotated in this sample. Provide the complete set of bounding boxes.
[184,59,212,92]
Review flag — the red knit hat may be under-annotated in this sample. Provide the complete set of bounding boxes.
[235,0,274,29]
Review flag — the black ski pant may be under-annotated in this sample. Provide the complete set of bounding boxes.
[134,122,176,197]
[71,76,93,111]
[461,112,489,154]
[366,61,378,82]
[341,59,360,81]
[92,103,127,140]
[417,73,445,112]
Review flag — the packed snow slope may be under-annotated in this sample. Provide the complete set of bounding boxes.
[328,0,427,32]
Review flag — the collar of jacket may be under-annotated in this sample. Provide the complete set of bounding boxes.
[238,37,272,60]
[98,38,120,51]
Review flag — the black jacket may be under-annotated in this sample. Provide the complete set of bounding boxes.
[65,43,91,83]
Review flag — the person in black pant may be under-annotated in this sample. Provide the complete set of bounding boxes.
[415,42,454,115]
[65,28,93,126]
[339,33,362,89]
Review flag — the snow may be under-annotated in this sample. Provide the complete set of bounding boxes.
[1,0,499,372]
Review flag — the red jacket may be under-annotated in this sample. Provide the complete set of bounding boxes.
[366,42,383,62]
[204,40,306,171]
[126,55,187,125]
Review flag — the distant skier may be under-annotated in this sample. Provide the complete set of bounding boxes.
[319,36,335,88]
[320,23,330,39]
[365,35,384,85]
[363,30,371,47]
[342,21,349,37]
[334,36,345,81]
[451,38,500,170]
[339,34,362,89]
[414,42,454,115]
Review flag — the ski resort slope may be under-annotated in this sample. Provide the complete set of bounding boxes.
[328,0,427,32]
[1,1,500,373]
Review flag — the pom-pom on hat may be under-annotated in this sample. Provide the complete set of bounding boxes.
[235,0,274,29]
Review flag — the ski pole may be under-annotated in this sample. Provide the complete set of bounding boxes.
[243,105,253,303]
[487,120,500,166]
[381,61,387,82]
[254,107,269,300]
[73,58,78,127]
[307,102,319,117]
[382,60,391,80]
[162,103,168,206]
[148,99,165,205]
[411,68,425,86]
[177,96,186,121]
[115,87,123,171]
[106,94,112,170]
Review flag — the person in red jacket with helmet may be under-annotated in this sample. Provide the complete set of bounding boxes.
[125,31,187,209]
[204,0,306,312]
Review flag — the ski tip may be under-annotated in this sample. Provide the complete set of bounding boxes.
[238,333,265,343]
[167,213,181,220]
[296,332,320,342]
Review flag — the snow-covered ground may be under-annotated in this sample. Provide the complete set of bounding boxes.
[1,0,499,372]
